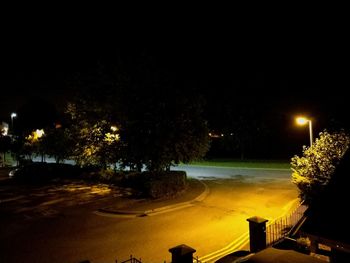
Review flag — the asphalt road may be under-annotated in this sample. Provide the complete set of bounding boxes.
[174,164,291,180]
[0,166,298,263]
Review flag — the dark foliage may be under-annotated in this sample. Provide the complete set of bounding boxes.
[121,171,187,199]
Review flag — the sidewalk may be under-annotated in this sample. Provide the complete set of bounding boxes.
[96,179,209,218]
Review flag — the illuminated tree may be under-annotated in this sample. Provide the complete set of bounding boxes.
[65,102,121,168]
[291,130,350,204]
[65,53,209,172]
[25,129,46,161]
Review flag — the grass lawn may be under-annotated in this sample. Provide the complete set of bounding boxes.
[1,153,16,167]
[188,159,291,169]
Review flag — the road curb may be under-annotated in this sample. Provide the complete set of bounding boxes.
[96,180,209,218]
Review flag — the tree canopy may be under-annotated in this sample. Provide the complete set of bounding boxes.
[119,86,209,171]
[291,130,350,204]
[63,56,209,171]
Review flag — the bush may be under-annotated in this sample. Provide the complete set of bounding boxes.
[122,171,187,198]
[145,171,187,199]
[291,130,349,204]
[78,166,124,184]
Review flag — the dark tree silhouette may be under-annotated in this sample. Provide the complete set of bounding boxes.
[0,135,11,166]
[65,52,209,171]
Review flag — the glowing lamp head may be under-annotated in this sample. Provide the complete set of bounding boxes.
[11,113,17,118]
[296,117,309,125]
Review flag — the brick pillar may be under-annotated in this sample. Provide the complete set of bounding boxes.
[247,216,268,253]
[169,244,196,263]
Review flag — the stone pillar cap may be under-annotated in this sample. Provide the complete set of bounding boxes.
[169,244,196,255]
[247,216,269,224]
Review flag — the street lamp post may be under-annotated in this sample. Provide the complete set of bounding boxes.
[296,116,313,146]
[11,112,17,133]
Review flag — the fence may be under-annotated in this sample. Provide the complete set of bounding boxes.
[117,255,142,263]
[266,204,307,246]
[115,256,202,263]
[193,256,202,263]
[115,255,201,263]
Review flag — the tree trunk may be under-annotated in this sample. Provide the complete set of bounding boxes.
[136,162,142,173]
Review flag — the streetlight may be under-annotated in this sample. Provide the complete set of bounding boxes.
[11,112,17,133]
[296,116,313,146]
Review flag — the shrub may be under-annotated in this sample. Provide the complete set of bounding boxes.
[145,171,187,199]
[122,171,187,198]
[291,130,350,204]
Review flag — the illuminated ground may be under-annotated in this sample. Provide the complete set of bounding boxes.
[0,166,298,263]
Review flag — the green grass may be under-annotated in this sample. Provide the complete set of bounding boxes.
[1,153,16,167]
[187,159,291,169]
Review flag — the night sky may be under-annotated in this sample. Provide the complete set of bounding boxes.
[1,24,349,158]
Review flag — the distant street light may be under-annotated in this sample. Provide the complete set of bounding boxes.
[11,112,17,133]
[296,116,313,146]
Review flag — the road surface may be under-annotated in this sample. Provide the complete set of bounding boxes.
[174,164,291,180]
[0,165,298,263]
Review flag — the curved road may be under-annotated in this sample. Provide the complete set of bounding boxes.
[0,165,298,263]
[174,164,291,180]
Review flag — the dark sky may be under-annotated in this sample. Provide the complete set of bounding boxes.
[1,24,349,135]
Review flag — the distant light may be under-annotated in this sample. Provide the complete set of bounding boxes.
[296,117,309,125]
[221,134,224,137]
[35,129,45,138]
[209,132,219,138]
[230,133,234,136]
[111,126,118,132]
[1,127,8,136]
[11,113,17,118]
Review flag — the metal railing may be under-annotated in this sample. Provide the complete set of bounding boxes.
[115,256,201,263]
[117,255,142,263]
[266,204,307,246]
[115,253,202,263]
[193,255,202,263]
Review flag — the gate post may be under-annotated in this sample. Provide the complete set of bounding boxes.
[247,216,269,253]
[169,244,196,263]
